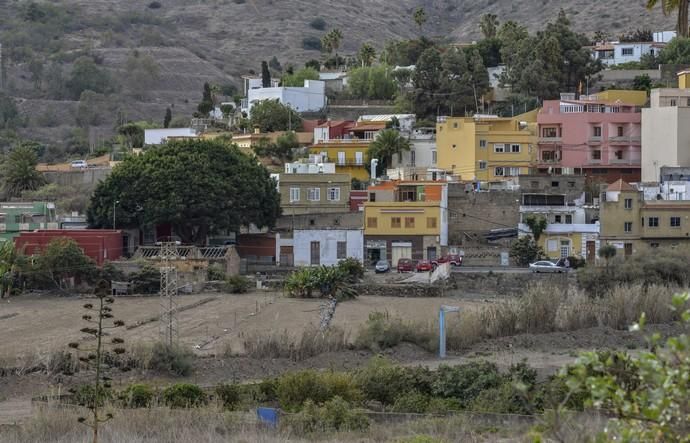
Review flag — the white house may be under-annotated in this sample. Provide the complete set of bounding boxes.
[389,126,444,180]
[242,80,327,115]
[242,75,280,96]
[144,128,198,145]
[592,31,674,66]
[278,229,364,266]
[358,114,416,132]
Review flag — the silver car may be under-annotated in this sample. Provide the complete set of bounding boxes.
[529,260,567,273]
[374,260,390,273]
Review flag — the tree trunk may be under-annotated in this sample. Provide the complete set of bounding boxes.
[680,0,689,38]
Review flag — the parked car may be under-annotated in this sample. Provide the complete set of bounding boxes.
[70,160,88,169]
[433,254,463,267]
[396,258,416,273]
[416,259,434,272]
[374,260,390,273]
[529,260,568,273]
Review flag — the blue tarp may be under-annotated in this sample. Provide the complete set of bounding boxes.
[256,407,279,428]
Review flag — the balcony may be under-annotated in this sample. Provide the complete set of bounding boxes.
[588,136,602,145]
[609,135,641,145]
[538,136,562,144]
[610,158,641,165]
[336,160,366,167]
[314,138,372,145]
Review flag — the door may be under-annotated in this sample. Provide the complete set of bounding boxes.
[391,242,412,266]
[355,151,363,165]
[280,246,293,267]
[624,243,633,258]
[427,247,437,260]
[310,241,320,265]
[586,241,596,262]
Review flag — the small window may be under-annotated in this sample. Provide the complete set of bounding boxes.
[617,126,624,137]
[337,241,347,259]
[494,143,505,153]
[615,150,624,160]
[14,215,21,224]
[426,217,437,229]
[494,167,504,176]
[567,181,575,188]
[369,193,376,202]
[671,216,681,227]
[621,47,634,56]
[367,217,377,228]
[671,99,677,106]
[391,217,401,228]
[453,122,458,128]
[308,188,321,201]
[479,139,487,148]
[686,98,690,107]
[431,150,437,164]
[554,215,562,223]
[478,161,487,170]
[404,217,415,228]
[650,242,660,248]
[289,188,300,202]
[592,150,602,160]
[551,181,559,188]
[327,187,340,201]
[624,221,633,232]
[565,214,572,223]
[0,214,5,223]
[593,126,602,137]
[309,218,315,226]
[511,144,520,153]
[624,198,633,209]
[648,217,659,227]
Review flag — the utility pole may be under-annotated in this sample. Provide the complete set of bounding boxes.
[159,242,179,347]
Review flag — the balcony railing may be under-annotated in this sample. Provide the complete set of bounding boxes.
[538,136,562,143]
[539,158,562,164]
[336,160,366,166]
[609,135,641,144]
[315,138,373,144]
[610,158,641,165]
[588,136,602,144]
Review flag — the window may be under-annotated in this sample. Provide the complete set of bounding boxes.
[355,151,363,165]
[650,242,660,248]
[624,221,633,232]
[337,151,346,165]
[453,122,458,128]
[494,143,505,153]
[624,198,633,209]
[593,126,602,137]
[592,150,602,160]
[478,161,487,170]
[671,216,681,227]
[542,127,558,138]
[615,150,624,160]
[479,139,486,148]
[0,214,4,223]
[367,217,377,228]
[337,241,347,259]
[567,181,575,188]
[391,217,401,228]
[404,217,415,228]
[565,214,573,224]
[431,150,437,164]
[671,99,677,106]
[327,187,340,201]
[511,144,521,153]
[621,47,634,56]
[494,167,505,176]
[506,167,521,176]
[14,215,20,223]
[398,152,403,163]
[369,193,376,202]
[427,217,437,229]
[289,188,300,202]
[551,181,559,188]
[648,217,659,227]
[410,150,416,166]
[308,188,320,201]
[617,126,624,137]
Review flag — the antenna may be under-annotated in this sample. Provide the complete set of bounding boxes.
[159,242,179,346]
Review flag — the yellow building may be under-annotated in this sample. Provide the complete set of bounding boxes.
[308,141,371,181]
[591,90,648,107]
[531,226,600,262]
[436,110,538,182]
[202,129,313,155]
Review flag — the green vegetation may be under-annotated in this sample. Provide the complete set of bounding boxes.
[510,236,543,266]
[148,342,194,376]
[281,67,319,87]
[225,275,251,294]
[302,36,322,51]
[119,384,155,408]
[2,145,46,198]
[66,56,114,100]
[347,65,397,100]
[162,383,207,408]
[367,128,411,175]
[87,139,281,244]
[284,260,362,300]
[34,237,98,289]
[248,99,303,132]
[253,131,298,162]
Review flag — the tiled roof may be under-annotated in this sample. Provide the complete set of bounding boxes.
[607,179,637,192]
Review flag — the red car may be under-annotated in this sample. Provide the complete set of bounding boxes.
[416,259,434,272]
[396,258,416,273]
[433,254,463,267]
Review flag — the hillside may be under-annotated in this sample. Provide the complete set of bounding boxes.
[0,0,675,153]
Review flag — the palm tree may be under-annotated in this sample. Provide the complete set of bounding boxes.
[2,146,46,198]
[358,43,376,67]
[479,13,499,39]
[646,0,689,38]
[367,129,411,177]
[413,7,427,34]
[329,29,343,53]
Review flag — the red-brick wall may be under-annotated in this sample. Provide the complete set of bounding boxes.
[14,230,123,266]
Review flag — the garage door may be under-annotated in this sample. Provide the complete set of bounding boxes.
[391,242,412,266]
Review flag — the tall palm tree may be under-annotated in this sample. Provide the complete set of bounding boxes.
[2,146,46,198]
[479,13,499,39]
[647,0,689,38]
[367,129,411,177]
[358,43,376,67]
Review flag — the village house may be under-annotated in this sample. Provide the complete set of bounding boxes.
[0,202,58,242]
[241,79,327,115]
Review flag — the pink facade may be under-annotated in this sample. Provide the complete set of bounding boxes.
[537,100,641,182]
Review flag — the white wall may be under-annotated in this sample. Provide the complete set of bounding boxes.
[293,229,363,266]
[246,80,326,115]
[391,137,436,170]
[641,106,683,182]
[144,128,197,145]
[613,42,657,65]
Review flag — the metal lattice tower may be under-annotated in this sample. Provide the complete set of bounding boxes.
[159,242,179,346]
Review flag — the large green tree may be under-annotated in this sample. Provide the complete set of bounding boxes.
[87,139,281,244]
[367,129,411,176]
[2,145,46,198]
[347,66,397,100]
[249,99,302,132]
[647,0,689,37]
[65,56,113,100]
[281,67,319,87]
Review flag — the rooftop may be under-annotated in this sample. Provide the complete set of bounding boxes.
[607,179,637,192]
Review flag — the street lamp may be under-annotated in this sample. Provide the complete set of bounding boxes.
[113,200,120,229]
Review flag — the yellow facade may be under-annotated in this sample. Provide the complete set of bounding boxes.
[364,202,442,237]
[436,110,537,181]
[593,90,648,107]
[538,232,584,261]
[308,142,370,181]
[679,71,690,89]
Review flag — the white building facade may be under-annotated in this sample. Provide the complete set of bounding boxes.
[278,229,364,266]
[243,80,327,115]
[144,128,198,145]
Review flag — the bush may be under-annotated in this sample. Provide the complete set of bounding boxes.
[130,263,160,294]
[285,265,358,301]
[147,1,162,8]
[120,383,155,408]
[337,257,365,282]
[302,36,322,51]
[354,357,433,405]
[207,264,226,281]
[392,391,430,413]
[284,396,369,434]
[162,383,206,408]
[355,312,436,352]
[225,275,250,294]
[469,381,531,414]
[72,384,112,407]
[275,370,362,411]
[431,362,503,406]
[215,383,241,409]
[510,236,543,266]
[148,342,194,376]
[309,17,327,30]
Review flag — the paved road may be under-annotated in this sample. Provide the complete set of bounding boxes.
[452,266,531,273]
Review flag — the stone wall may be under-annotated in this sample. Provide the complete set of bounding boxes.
[352,283,446,297]
[449,272,573,296]
[43,168,112,186]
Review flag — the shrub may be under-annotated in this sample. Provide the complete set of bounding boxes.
[72,384,112,407]
[355,312,436,352]
[207,264,226,281]
[241,325,348,361]
[120,384,155,408]
[130,263,160,294]
[354,357,434,405]
[392,391,430,413]
[510,236,543,266]
[225,275,250,294]
[147,1,162,8]
[309,17,327,30]
[302,36,322,51]
[275,370,362,411]
[337,257,365,282]
[148,342,194,376]
[285,265,358,301]
[162,383,206,408]
[431,362,503,406]
[215,383,241,409]
[284,396,369,434]
[469,381,531,414]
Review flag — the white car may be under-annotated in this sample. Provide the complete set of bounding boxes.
[529,261,568,273]
[70,160,88,169]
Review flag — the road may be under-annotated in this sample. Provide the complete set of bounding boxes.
[452,266,531,273]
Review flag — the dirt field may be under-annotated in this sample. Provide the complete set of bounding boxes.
[0,292,484,362]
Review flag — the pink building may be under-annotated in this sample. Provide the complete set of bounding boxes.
[537,98,642,183]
